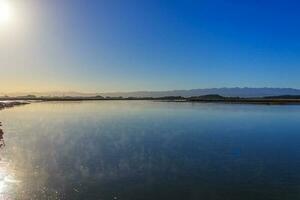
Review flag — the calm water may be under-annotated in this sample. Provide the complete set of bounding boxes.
[0,101,300,200]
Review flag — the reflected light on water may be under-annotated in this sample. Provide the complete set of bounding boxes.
[0,160,21,199]
[1,102,300,199]
[0,123,21,200]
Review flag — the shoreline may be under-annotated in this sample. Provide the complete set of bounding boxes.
[0,101,30,143]
[184,99,300,105]
[0,101,30,110]
[1,97,300,105]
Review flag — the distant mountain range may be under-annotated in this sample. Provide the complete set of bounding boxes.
[2,87,300,98]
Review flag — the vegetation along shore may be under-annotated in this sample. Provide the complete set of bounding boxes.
[1,94,300,105]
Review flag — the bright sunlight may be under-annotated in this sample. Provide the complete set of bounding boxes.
[0,0,13,26]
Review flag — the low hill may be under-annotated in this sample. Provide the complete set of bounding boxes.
[2,87,300,98]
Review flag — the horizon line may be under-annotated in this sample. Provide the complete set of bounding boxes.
[1,86,300,95]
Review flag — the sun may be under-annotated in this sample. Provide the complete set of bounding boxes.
[0,0,13,26]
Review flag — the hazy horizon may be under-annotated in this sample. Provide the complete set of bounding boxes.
[2,86,300,95]
[2,87,300,99]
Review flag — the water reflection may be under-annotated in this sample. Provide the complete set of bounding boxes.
[1,101,300,199]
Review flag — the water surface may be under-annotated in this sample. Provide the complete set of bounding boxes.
[0,101,300,200]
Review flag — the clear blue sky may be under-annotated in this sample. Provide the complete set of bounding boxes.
[0,0,300,92]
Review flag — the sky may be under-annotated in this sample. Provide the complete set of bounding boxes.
[0,0,300,93]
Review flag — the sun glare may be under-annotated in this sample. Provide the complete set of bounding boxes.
[0,0,13,26]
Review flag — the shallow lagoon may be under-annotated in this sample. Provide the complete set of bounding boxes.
[0,101,300,200]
